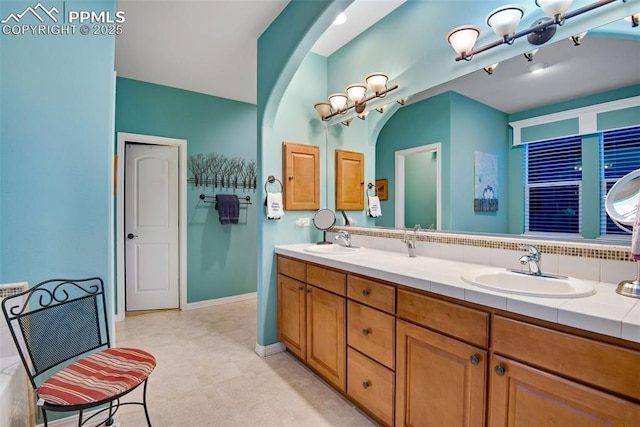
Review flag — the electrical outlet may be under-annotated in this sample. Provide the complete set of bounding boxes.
[296,218,311,227]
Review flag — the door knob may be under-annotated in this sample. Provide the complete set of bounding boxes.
[127,233,138,240]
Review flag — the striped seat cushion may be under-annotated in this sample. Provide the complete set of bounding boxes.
[37,347,156,406]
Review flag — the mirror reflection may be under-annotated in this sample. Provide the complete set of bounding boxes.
[369,25,639,239]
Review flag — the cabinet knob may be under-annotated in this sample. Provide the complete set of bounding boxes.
[362,381,370,389]
[362,289,370,296]
[288,175,294,180]
[362,328,370,336]
[494,364,506,376]
[297,286,304,291]
[470,354,480,365]
[306,288,311,294]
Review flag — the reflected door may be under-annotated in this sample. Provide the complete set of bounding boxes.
[125,143,179,311]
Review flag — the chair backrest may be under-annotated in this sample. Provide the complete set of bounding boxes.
[1,277,110,389]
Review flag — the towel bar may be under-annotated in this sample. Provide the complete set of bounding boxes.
[199,194,252,205]
[367,182,378,197]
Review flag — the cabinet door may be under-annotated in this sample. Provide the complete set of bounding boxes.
[335,149,364,211]
[488,355,640,426]
[306,285,346,392]
[283,142,320,210]
[277,274,306,360]
[396,320,487,427]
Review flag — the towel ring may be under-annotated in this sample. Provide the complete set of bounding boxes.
[367,182,378,197]
[265,175,283,193]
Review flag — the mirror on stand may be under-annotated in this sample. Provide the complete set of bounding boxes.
[313,209,337,245]
[605,168,640,298]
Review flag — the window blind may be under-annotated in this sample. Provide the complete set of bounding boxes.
[602,126,640,236]
[525,136,582,234]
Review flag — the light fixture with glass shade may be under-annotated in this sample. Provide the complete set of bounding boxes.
[447,0,625,62]
[625,13,640,27]
[483,63,499,75]
[486,4,526,43]
[570,30,588,45]
[446,25,481,61]
[535,0,573,23]
[313,72,399,122]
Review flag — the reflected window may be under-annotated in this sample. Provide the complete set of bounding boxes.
[602,126,640,236]
[525,136,582,235]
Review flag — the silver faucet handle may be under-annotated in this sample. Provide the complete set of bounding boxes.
[520,244,540,261]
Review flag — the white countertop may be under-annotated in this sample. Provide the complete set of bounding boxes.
[275,243,640,344]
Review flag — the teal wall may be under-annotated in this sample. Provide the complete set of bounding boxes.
[375,91,509,233]
[0,0,116,289]
[115,77,257,302]
[257,0,349,347]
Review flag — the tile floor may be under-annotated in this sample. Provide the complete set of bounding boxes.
[115,299,377,426]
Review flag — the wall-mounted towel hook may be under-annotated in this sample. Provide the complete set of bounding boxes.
[265,175,283,193]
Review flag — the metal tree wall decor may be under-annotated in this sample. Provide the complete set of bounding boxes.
[188,153,257,190]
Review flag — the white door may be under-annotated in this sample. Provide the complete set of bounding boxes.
[125,143,179,310]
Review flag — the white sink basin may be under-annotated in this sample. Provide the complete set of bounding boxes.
[461,267,596,298]
[304,244,361,255]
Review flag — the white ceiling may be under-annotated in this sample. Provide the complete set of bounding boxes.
[115,1,640,112]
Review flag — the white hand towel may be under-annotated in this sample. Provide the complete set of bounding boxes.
[368,196,382,218]
[632,193,640,260]
[266,192,284,219]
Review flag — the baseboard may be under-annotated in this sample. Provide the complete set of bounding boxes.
[254,341,285,358]
[184,292,257,311]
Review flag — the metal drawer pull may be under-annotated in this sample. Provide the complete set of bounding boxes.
[362,381,370,389]
[470,354,480,365]
[495,364,506,376]
[362,289,370,296]
[362,328,370,336]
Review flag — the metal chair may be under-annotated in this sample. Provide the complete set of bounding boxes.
[1,277,156,426]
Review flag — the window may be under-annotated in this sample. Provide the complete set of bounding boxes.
[602,126,640,235]
[525,136,582,234]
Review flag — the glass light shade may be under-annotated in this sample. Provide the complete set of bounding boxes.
[446,25,481,55]
[328,93,348,112]
[365,73,389,94]
[624,14,640,24]
[314,102,331,119]
[486,4,526,38]
[345,84,367,103]
[535,0,573,17]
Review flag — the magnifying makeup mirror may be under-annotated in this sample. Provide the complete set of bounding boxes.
[313,209,336,245]
[605,168,640,233]
[604,168,640,298]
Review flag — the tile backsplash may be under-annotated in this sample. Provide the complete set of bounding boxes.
[331,227,637,284]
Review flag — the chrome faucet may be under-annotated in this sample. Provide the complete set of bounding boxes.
[334,230,352,247]
[519,244,542,276]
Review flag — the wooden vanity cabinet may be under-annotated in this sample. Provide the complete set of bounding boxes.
[277,255,640,427]
[346,275,396,426]
[277,257,347,392]
[488,316,640,426]
[395,290,488,427]
[488,354,640,426]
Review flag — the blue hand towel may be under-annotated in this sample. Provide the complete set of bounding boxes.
[215,194,239,224]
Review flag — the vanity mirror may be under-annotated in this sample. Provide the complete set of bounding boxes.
[369,23,639,240]
[313,209,337,244]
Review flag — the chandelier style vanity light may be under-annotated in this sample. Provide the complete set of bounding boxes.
[446,0,631,62]
[313,72,399,122]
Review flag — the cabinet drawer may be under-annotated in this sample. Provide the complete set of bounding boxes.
[347,275,395,314]
[277,256,306,282]
[347,347,394,427]
[348,301,395,369]
[307,264,346,296]
[397,289,489,348]
[493,316,640,399]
